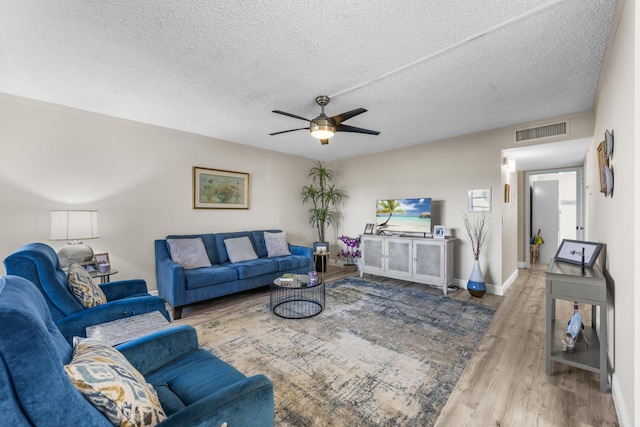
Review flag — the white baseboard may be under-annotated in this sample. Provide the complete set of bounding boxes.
[611,374,631,427]
[149,289,159,296]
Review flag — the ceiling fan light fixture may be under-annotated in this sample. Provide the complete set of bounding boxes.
[310,115,335,139]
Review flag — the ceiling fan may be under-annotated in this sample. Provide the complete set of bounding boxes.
[270,95,380,145]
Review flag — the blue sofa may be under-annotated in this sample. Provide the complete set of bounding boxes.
[0,275,274,426]
[4,242,170,344]
[155,230,313,319]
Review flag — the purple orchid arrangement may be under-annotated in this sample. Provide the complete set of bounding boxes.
[337,235,361,266]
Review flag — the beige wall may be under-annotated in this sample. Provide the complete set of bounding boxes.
[587,0,636,424]
[0,95,315,289]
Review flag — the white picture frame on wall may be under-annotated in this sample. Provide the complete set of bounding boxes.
[468,188,492,212]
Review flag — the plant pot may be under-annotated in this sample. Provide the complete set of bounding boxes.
[467,259,486,298]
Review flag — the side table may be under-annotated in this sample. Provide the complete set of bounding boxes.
[90,268,119,284]
[545,259,609,392]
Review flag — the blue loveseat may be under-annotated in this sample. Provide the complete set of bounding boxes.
[155,230,313,319]
[0,275,274,426]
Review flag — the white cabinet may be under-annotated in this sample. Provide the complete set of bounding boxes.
[360,235,456,294]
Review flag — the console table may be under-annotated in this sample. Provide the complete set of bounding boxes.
[545,259,609,392]
[360,235,456,294]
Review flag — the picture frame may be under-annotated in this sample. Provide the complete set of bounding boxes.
[94,253,110,266]
[80,261,99,273]
[193,166,250,209]
[314,244,327,255]
[468,188,492,212]
[604,129,613,159]
[433,225,445,239]
[364,223,375,235]
[554,239,604,268]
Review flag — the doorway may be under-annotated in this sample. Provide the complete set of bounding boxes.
[525,167,584,267]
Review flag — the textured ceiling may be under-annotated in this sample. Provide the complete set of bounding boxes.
[0,0,617,163]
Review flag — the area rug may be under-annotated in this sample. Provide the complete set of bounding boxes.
[195,277,496,426]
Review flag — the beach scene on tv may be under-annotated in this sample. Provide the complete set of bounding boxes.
[376,198,432,235]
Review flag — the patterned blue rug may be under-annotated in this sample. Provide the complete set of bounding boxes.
[197,277,496,426]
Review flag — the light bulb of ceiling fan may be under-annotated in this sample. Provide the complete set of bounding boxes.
[310,115,335,139]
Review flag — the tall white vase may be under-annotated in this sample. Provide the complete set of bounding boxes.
[467,259,486,298]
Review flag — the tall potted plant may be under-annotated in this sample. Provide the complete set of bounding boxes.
[302,161,345,267]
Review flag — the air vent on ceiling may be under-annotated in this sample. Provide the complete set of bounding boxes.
[514,121,568,143]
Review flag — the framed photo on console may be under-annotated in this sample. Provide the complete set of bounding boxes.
[364,223,375,234]
[433,225,445,239]
[94,253,110,266]
[554,239,603,268]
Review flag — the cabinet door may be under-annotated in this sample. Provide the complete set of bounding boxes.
[361,236,385,274]
[385,238,412,277]
[413,240,444,283]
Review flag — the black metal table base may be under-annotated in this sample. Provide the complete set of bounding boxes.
[270,278,325,319]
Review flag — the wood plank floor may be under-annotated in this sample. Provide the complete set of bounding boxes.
[170,264,619,426]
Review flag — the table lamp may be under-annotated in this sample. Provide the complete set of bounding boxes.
[49,210,99,268]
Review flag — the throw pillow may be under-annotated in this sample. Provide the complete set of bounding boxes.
[167,238,212,269]
[65,340,167,427]
[68,263,107,308]
[264,231,291,257]
[224,236,258,263]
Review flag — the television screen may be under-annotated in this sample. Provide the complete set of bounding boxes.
[376,198,432,235]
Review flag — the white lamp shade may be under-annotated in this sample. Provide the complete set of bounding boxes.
[50,210,100,241]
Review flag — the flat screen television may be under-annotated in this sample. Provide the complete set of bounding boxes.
[376,198,432,236]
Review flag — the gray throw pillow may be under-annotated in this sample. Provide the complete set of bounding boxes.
[264,231,291,257]
[167,238,212,269]
[224,236,258,263]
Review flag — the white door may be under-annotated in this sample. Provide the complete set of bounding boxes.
[532,180,560,264]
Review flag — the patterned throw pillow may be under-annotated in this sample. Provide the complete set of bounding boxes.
[68,263,107,308]
[65,340,167,427]
[264,231,291,257]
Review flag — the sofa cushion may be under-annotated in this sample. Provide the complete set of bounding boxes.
[64,340,166,426]
[224,237,258,263]
[264,231,291,257]
[167,237,212,269]
[166,233,218,265]
[251,229,281,258]
[275,255,313,271]
[67,263,107,308]
[232,258,279,279]
[184,265,239,290]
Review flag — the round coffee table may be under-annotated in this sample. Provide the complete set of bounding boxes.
[270,274,325,319]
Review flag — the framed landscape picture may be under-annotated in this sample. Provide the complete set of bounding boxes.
[193,167,250,209]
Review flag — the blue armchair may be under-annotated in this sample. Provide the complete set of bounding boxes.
[0,275,275,426]
[3,242,170,343]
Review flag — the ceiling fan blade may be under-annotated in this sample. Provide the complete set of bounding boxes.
[336,124,380,135]
[331,108,367,125]
[320,139,329,145]
[269,127,310,136]
[272,110,310,122]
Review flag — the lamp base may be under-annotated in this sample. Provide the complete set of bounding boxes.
[58,242,94,268]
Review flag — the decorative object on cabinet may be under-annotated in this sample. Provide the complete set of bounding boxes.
[193,166,249,209]
[364,223,375,234]
[433,225,445,239]
[49,210,100,268]
[468,188,491,212]
[463,212,489,298]
[554,239,603,268]
[360,234,456,294]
